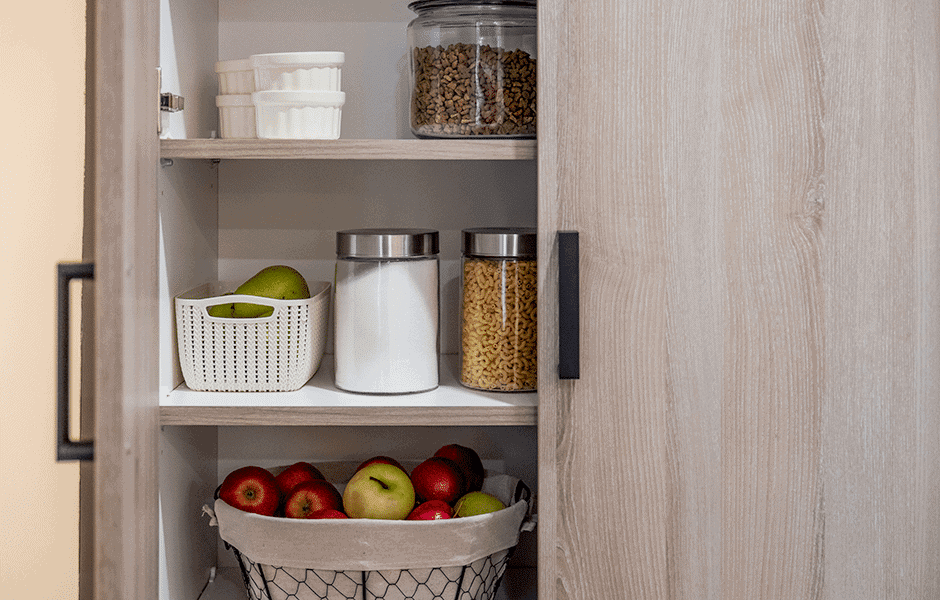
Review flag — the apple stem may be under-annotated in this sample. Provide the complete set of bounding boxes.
[370,476,389,490]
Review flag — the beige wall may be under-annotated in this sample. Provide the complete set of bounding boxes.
[0,1,85,598]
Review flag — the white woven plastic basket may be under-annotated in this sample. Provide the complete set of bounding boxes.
[175,281,330,392]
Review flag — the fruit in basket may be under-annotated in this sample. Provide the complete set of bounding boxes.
[207,293,236,318]
[310,508,349,519]
[232,265,311,318]
[284,479,344,519]
[219,466,281,516]
[454,491,505,517]
[356,455,408,474]
[406,499,454,520]
[343,463,416,520]
[434,444,485,492]
[410,457,466,504]
[274,461,326,496]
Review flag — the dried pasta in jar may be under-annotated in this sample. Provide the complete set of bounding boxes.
[460,228,537,391]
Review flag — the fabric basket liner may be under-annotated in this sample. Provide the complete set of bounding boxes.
[210,471,533,572]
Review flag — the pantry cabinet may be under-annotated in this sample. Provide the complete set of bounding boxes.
[86,0,940,599]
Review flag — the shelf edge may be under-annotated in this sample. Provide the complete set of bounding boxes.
[160,138,537,161]
[160,405,537,427]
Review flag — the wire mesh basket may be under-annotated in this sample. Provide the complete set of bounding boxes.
[204,470,534,600]
[175,280,330,392]
[230,546,512,600]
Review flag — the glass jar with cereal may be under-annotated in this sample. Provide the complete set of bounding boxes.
[460,227,537,391]
[407,0,537,138]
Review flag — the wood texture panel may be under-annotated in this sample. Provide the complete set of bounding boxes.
[160,138,537,160]
[159,406,537,427]
[539,0,940,599]
[820,0,940,597]
[93,0,160,597]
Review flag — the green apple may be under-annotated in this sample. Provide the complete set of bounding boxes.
[232,265,311,318]
[453,491,505,517]
[343,463,415,520]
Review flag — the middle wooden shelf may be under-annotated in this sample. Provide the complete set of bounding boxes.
[161,358,538,427]
[160,138,537,161]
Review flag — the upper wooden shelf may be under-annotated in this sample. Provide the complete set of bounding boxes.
[160,138,537,160]
[160,360,537,427]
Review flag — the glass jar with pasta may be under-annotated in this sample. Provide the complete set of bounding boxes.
[459,227,537,392]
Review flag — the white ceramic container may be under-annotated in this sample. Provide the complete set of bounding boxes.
[250,52,344,91]
[252,91,345,139]
[215,59,255,94]
[215,95,256,139]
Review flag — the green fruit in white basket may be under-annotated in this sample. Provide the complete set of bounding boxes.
[206,292,235,318]
[232,265,310,318]
[453,491,505,517]
[343,463,415,520]
[207,301,236,318]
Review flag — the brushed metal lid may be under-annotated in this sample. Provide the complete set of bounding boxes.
[336,228,440,259]
[462,227,537,258]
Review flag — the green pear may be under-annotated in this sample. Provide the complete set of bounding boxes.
[206,293,235,318]
[207,302,236,318]
[453,491,505,517]
[232,266,311,318]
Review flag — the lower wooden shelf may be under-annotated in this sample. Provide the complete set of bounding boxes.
[198,566,537,600]
[160,357,537,427]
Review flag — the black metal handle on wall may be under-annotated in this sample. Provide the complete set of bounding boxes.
[558,232,580,379]
[57,262,94,462]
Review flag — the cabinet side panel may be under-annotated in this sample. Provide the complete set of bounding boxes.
[93,0,160,598]
[159,427,219,600]
[159,0,218,139]
[158,160,219,394]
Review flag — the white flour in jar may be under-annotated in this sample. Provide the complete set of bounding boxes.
[333,257,439,393]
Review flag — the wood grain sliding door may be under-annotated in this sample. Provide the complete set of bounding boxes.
[92,0,160,597]
[537,0,940,598]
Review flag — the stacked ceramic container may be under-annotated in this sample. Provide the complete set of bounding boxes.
[215,59,257,139]
[249,52,346,140]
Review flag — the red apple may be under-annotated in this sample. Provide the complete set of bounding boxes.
[275,461,325,496]
[410,456,465,504]
[355,455,408,474]
[283,479,344,519]
[219,466,280,516]
[434,444,485,492]
[309,508,348,519]
[406,499,454,520]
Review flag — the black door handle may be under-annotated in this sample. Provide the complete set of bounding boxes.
[57,262,94,462]
[558,232,579,379]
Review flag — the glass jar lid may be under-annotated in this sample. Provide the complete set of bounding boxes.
[408,0,536,12]
[337,228,440,259]
[463,227,536,258]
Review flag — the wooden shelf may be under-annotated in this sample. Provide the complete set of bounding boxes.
[160,358,537,427]
[160,138,537,160]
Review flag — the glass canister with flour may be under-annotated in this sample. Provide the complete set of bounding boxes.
[460,227,537,391]
[334,229,440,394]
